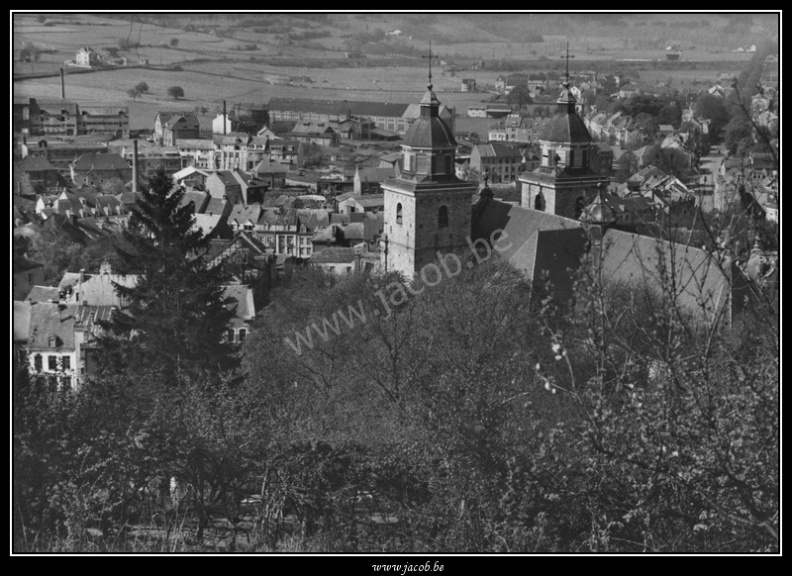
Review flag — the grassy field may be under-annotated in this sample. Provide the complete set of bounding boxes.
[13,12,765,132]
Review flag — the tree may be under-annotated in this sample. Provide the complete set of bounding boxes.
[98,170,239,385]
[169,37,179,47]
[506,85,533,108]
[694,93,730,138]
[135,81,149,94]
[126,87,142,101]
[167,86,185,100]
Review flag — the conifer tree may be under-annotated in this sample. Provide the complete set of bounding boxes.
[99,169,239,385]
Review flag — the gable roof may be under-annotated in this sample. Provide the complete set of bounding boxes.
[356,167,395,183]
[27,302,77,350]
[20,155,58,172]
[72,152,131,172]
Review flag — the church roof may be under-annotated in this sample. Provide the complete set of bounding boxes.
[401,88,456,150]
[540,109,592,144]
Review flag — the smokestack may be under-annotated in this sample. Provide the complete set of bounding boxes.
[60,68,65,99]
[132,139,138,194]
[223,100,227,135]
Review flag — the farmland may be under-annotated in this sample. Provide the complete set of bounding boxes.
[13,12,771,132]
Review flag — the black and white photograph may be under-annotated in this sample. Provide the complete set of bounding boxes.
[12,11,780,556]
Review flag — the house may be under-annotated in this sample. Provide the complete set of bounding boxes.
[268,139,305,168]
[460,78,477,92]
[74,46,101,68]
[173,166,212,189]
[59,264,138,308]
[212,133,269,171]
[470,143,524,184]
[154,112,201,146]
[312,212,384,252]
[254,157,289,189]
[13,256,45,301]
[206,170,244,204]
[179,189,211,214]
[256,208,329,258]
[228,204,263,235]
[287,121,339,146]
[222,284,256,344]
[339,193,385,215]
[78,104,130,138]
[69,152,132,186]
[176,139,216,170]
[24,301,80,388]
[17,156,63,190]
[309,246,359,275]
[353,167,395,195]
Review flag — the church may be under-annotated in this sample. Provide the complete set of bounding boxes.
[378,69,747,327]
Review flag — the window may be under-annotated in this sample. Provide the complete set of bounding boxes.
[396,203,403,225]
[48,356,58,371]
[227,329,235,343]
[34,354,42,372]
[438,206,449,228]
[534,192,546,211]
[238,329,247,343]
[62,356,71,371]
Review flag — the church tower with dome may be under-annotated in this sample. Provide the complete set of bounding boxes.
[518,56,609,219]
[381,64,477,279]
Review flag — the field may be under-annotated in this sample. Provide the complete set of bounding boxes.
[13,12,766,132]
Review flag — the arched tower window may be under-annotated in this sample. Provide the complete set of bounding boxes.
[438,205,449,228]
[396,203,403,225]
[535,192,546,211]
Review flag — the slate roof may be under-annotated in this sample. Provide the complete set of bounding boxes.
[20,155,58,172]
[471,199,586,298]
[72,152,131,172]
[25,286,59,303]
[596,228,736,322]
[222,284,256,328]
[229,204,262,226]
[474,142,523,159]
[356,167,395,183]
[310,247,357,264]
[540,109,593,144]
[27,302,78,350]
[401,90,457,150]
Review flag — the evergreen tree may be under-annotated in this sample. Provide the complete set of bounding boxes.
[99,169,239,385]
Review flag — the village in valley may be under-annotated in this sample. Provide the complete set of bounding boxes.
[12,12,779,555]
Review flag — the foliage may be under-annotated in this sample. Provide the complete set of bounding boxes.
[135,81,149,93]
[97,169,239,385]
[694,93,729,138]
[167,86,185,100]
[506,85,533,108]
[169,38,179,47]
[118,37,140,51]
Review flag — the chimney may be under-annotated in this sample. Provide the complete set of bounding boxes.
[132,139,138,194]
[60,68,65,99]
